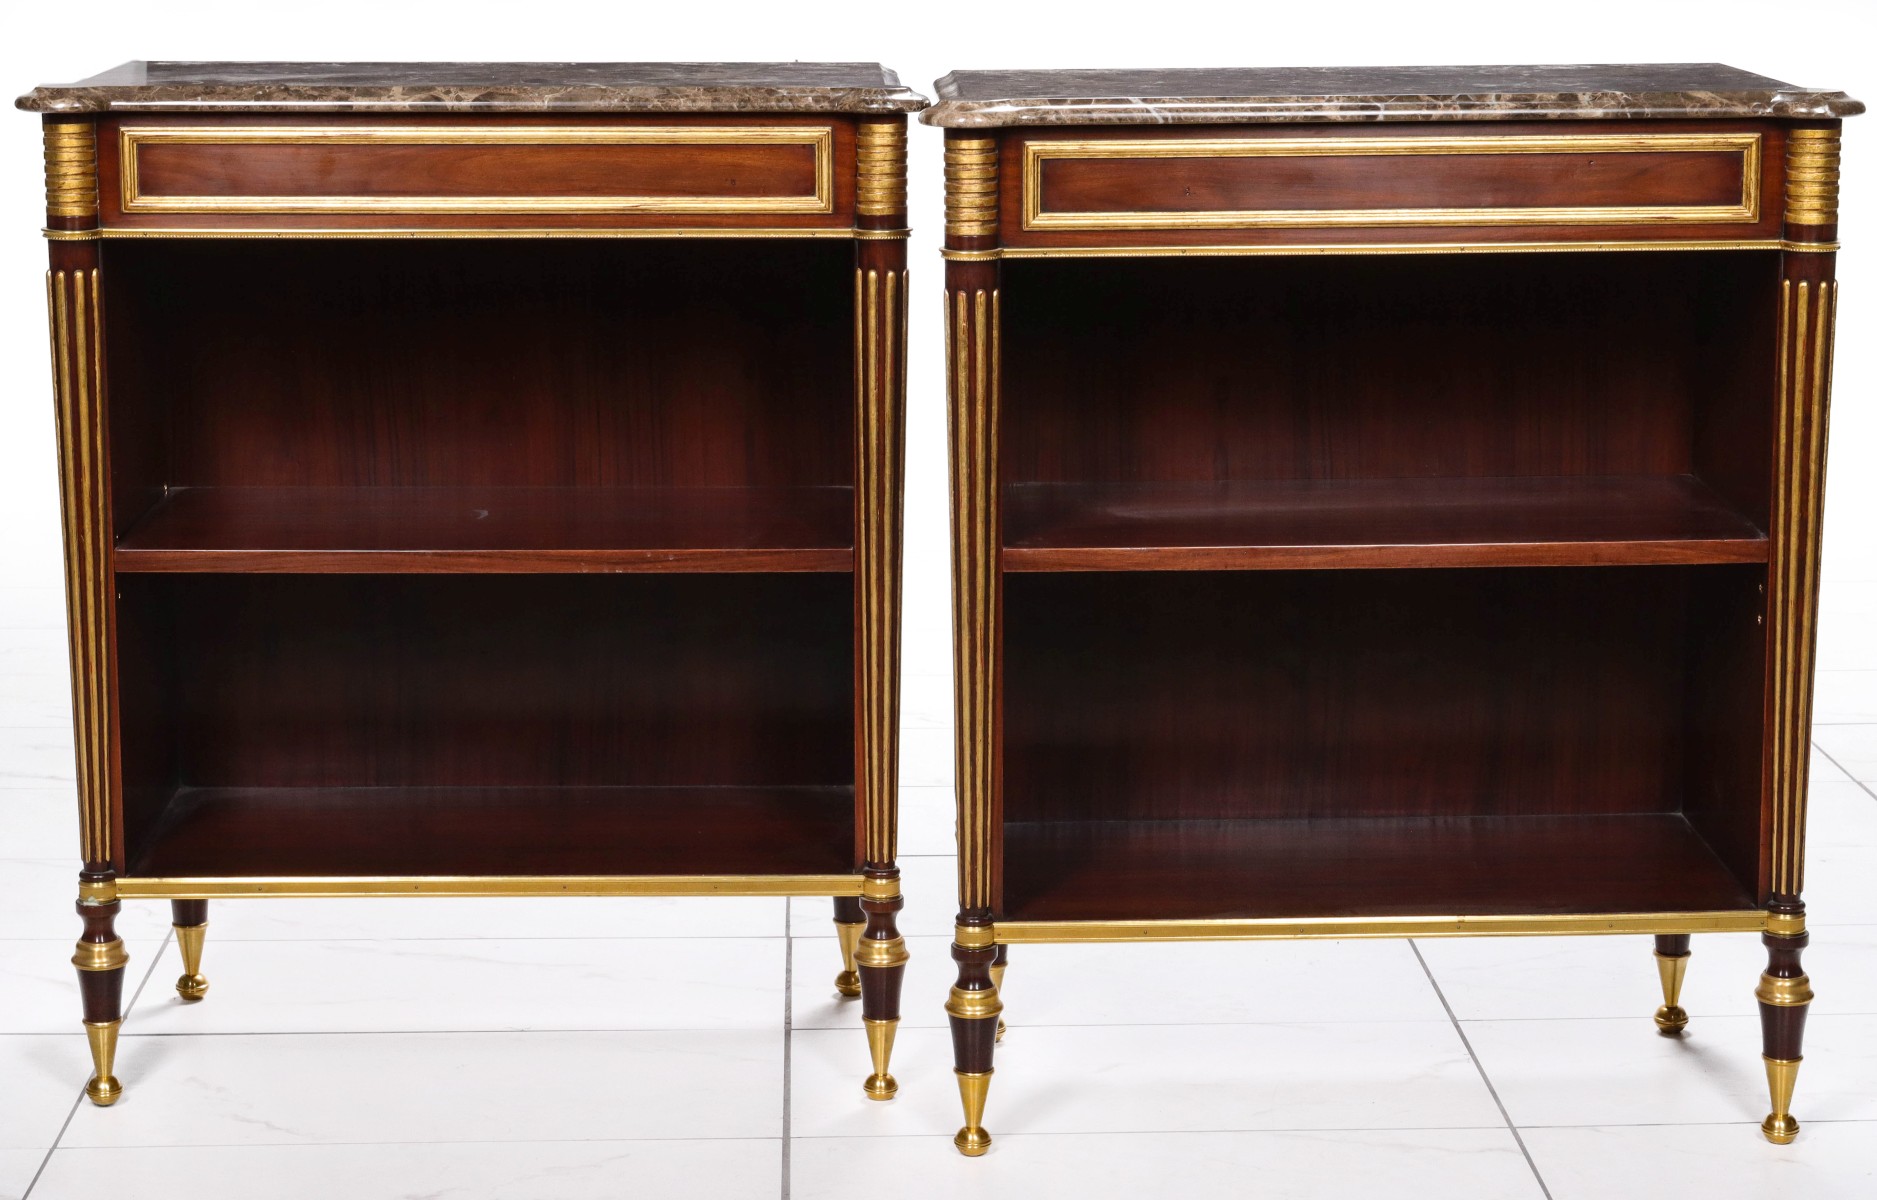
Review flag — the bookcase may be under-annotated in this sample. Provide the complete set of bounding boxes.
[20,61,925,1108]
[925,65,1860,1156]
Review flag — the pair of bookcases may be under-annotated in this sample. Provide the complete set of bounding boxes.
[18,62,1858,1157]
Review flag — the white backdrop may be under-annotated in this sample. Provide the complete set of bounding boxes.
[0,0,1872,658]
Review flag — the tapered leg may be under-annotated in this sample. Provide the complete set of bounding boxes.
[172,899,209,1001]
[1653,933,1690,1034]
[832,896,863,998]
[1757,924,1812,1143]
[990,943,1008,1042]
[949,927,1001,1155]
[73,881,127,1105]
[856,875,907,1099]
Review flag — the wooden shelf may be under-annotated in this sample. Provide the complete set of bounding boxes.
[1002,475,1767,571]
[114,486,853,574]
[128,785,856,879]
[1002,814,1757,922]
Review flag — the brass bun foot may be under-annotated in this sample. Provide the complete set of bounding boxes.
[954,1125,992,1157]
[85,1074,123,1106]
[954,1069,992,1157]
[82,1019,122,1106]
[834,920,864,998]
[834,969,861,999]
[1762,1113,1800,1144]
[863,1017,899,1101]
[176,973,209,1002]
[1653,1004,1689,1035]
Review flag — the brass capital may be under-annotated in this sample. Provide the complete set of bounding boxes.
[72,938,127,973]
[1756,972,1815,1008]
[945,137,998,239]
[1786,129,1842,227]
[946,984,1004,1021]
[43,121,98,220]
[855,935,909,970]
[856,120,908,218]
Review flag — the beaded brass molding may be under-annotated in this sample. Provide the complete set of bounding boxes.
[118,125,836,216]
[1769,277,1838,897]
[1756,972,1816,1007]
[947,286,1001,913]
[46,269,113,866]
[856,120,908,217]
[1786,129,1842,226]
[43,122,98,219]
[996,911,1770,943]
[113,874,866,899]
[856,266,906,866]
[945,137,998,239]
[1021,132,1763,231]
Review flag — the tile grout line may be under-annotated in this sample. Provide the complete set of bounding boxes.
[24,925,172,1199]
[1814,738,1877,805]
[780,897,793,1200]
[1409,940,1555,1200]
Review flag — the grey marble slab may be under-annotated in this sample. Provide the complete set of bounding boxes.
[923,65,1861,127]
[18,61,928,114]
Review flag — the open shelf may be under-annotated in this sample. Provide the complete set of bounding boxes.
[128,785,855,878]
[1003,474,1767,571]
[115,485,854,573]
[1002,814,1757,922]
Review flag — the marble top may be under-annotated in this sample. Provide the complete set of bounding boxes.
[17,62,928,114]
[923,65,1862,127]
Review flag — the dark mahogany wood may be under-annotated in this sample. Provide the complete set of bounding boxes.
[97,113,860,234]
[1657,933,1692,957]
[1002,475,1766,571]
[128,785,854,878]
[170,899,207,927]
[1002,814,1756,922]
[859,885,906,1023]
[1760,928,1810,1061]
[74,893,125,1025]
[999,120,1786,250]
[114,485,854,573]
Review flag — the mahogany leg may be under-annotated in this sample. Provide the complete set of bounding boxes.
[856,874,907,1100]
[1653,933,1690,1035]
[1757,924,1813,1144]
[832,896,863,999]
[171,899,210,1001]
[990,943,1008,1042]
[73,877,127,1105]
[948,928,1001,1156]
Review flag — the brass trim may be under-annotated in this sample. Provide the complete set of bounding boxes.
[77,879,117,905]
[945,984,1004,1021]
[945,137,998,239]
[1023,133,1763,231]
[113,874,865,899]
[856,266,905,867]
[174,922,209,1001]
[941,247,1004,261]
[995,911,1769,943]
[948,285,1001,912]
[1785,129,1842,226]
[1653,949,1690,1033]
[863,1017,899,1100]
[860,873,901,901]
[997,238,1783,259]
[1782,240,1842,254]
[43,122,98,219]
[96,227,859,240]
[42,228,103,241]
[119,125,835,216]
[83,1019,122,1107]
[954,923,996,950]
[855,935,910,970]
[72,938,127,973]
[954,1070,993,1157]
[1756,972,1815,1007]
[1767,911,1807,937]
[47,269,113,866]
[1769,278,1838,896]
[856,120,908,217]
[853,228,911,240]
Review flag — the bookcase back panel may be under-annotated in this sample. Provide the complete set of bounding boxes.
[101,239,855,500]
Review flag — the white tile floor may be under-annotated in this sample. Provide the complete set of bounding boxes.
[5,575,1877,1200]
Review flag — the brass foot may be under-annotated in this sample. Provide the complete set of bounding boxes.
[1654,950,1689,1035]
[863,1017,899,1100]
[82,1019,122,1106]
[989,961,1007,1042]
[953,1069,992,1156]
[1762,1056,1801,1144]
[834,920,863,998]
[174,922,209,1002]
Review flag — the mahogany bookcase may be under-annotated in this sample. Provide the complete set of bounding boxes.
[19,62,924,1108]
[925,65,1860,1156]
